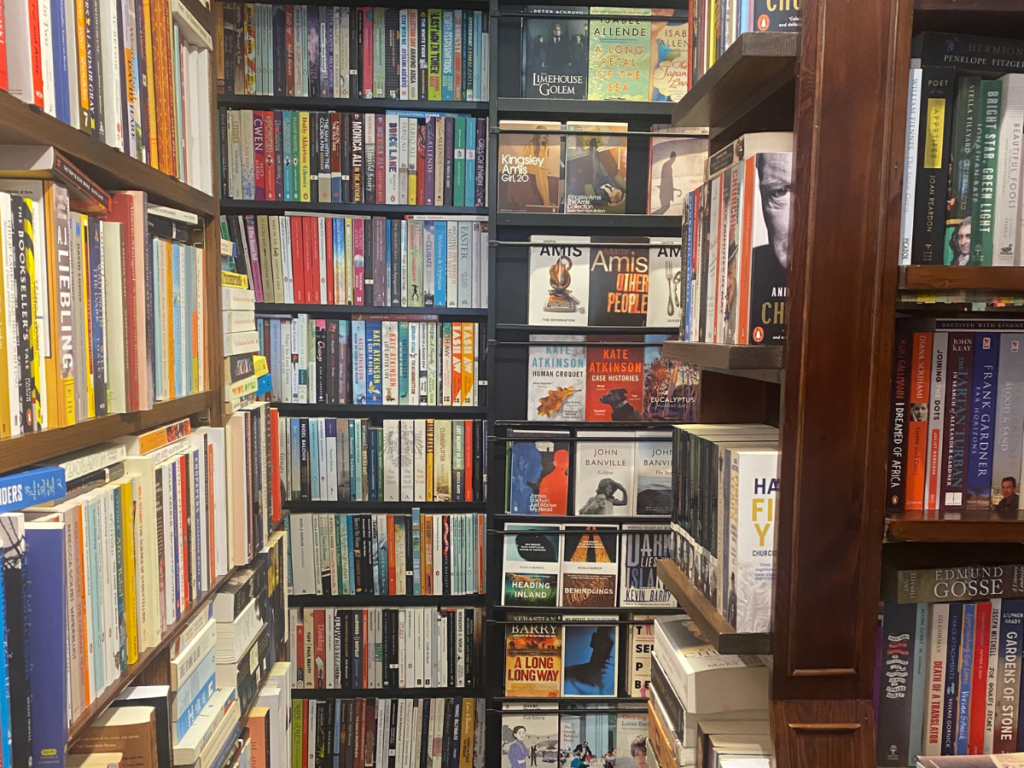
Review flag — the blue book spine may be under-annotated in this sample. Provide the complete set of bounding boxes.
[338,320,351,402]
[365,432,376,501]
[434,223,447,307]
[367,321,383,406]
[290,419,301,501]
[346,515,357,592]
[270,320,282,400]
[192,449,202,594]
[208,723,242,768]
[186,247,195,393]
[347,421,357,501]
[171,647,216,720]
[334,220,345,305]
[684,193,695,341]
[89,220,107,415]
[52,0,69,123]
[441,11,454,99]
[0,467,66,513]
[172,242,183,398]
[333,700,342,766]
[398,321,410,404]
[943,604,966,755]
[968,332,1000,508]
[24,525,68,767]
[465,119,476,209]
[174,672,216,740]
[352,320,367,404]
[310,419,321,500]
[412,508,421,595]
[957,603,976,755]
[87,500,105,688]
[151,241,163,400]
[0,556,11,768]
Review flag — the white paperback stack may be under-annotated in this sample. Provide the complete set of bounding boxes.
[222,255,262,408]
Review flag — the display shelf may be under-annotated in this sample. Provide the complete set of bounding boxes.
[898,265,1024,291]
[285,501,486,512]
[293,687,485,698]
[914,0,1021,10]
[68,568,235,742]
[218,95,490,114]
[220,200,488,216]
[495,324,678,334]
[886,517,1024,543]
[0,391,215,474]
[0,91,217,215]
[289,594,487,607]
[656,559,771,655]
[495,514,670,524]
[256,303,490,317]
[494,419,683,429]
[661,340,784,371]
[491,606,678,617]
[495,98,677,121]
[273,404,488,416]
[671,32,799,131]
[495,213,681,230]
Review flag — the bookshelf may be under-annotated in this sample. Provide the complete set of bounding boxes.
[898,265,1024,291]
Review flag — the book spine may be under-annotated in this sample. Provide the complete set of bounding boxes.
[911,66,956,265]
[941,332,973,512]
[993,75,1024,266]
[974,80,1002,267]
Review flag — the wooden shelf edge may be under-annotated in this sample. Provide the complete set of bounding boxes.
[898,265,1024,292]
[68,567,235,742]
[661,341,784,371]
[0,92,216,216]
[656,559,771,655]
[0,392,215,473]
[886,517,1024,543]
[914,0,1020,10]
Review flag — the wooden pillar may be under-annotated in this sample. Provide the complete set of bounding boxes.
[769,0,911,762]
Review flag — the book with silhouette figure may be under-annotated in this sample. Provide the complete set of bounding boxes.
[528,335,587,422]
[507,430,572,515]
[561,618,618,695]
[502,523,562,608]
[648,130,706,216]
[574,432,636,516]
[504,615,563,698]
[564,122,627,214]
[561,525,618,608]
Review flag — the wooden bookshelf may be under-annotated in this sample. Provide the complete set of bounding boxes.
[657,559,771,654]
[0,91,217,215]
[898,265,1024,291]
[661,340,785,370]
[0,392,216,473]
[886,518,1024,543]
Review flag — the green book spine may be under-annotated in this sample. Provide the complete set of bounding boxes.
[946,76,980,265]
[335,512,347,595]
[453,117,466,208]
[292,111,301,199]
[973,79,1002,266]
[374,7,386,98]
[428,9,442,100]
[399,320,410,404]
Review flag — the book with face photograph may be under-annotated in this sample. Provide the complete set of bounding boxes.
[522,7,589,99]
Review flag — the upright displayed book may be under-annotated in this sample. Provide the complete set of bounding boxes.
[650,14,688,102]
[504,616,563,698]
[564,122,627,214]
[497,121,563,213]
[527,238,591,327]
[521,7,589,98]
[560,526,618,607]
[507,431,572,515]
[501,523,562,608]
[648,130,708,216]
[527,337,588,421]
[561,619,618,695]
[587,11,652,101]
[575,434,637,516]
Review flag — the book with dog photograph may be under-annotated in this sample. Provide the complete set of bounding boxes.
[588,245,650,327]
[502,523,563,608]
[561,617,619,695]
[561,526,618,608]
[528,335,587,422]
[507,430,573,515]
[564,122,628,214]
[574,433,636,516]
[528,236,591,327]
[585,338,644,421]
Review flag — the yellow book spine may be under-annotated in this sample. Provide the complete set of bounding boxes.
[461,322,474,406]
[141,0,159,166]
[299,112,311,202]
[165,241,174,397]
[43,183,67,429]
[121,480,140,664]
[0,229,9,438]
[82,217,95,418]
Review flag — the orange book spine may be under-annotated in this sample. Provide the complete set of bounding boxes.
[461,323,474,405]
[904,331,933,514]
[149,0,175,173]
[737,157,756,345]
[141,0,159,164]
[386,516,397,594]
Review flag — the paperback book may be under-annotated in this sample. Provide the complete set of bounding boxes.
[507,431,572,515]
[564,122,627,214]
[527,237,591,327]
[497,121,563,213]
[502,523,562,608]
[561,526,618,608]
[522,7,589,99]
[528,336,588,421]
[505,616,562,698]
[561,619,619,696]
[585,338,645,421]
[575,434,637,516]
[620,526,675,606]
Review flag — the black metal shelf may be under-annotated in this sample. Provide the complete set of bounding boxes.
[495,213,681,230]
[285,501,487,512]
[273,403,488,416]
[257,303,490,318]
[495,324,678,334]
[294,687,486,699]
[494,420,687,429]
[221,200,488,216]
[496,98,679,122]
[496,514,671,524]
[491,606,677,617]
[290,593,487,607]
[219,95,490,114]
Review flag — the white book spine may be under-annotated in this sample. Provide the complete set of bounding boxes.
[995,74,1024,266]
[384,419,401,501]
[409,322,420,404]
[38,0,56,117]
[400,419,415,503]
[386,114,400,204]
[413,419,426,501]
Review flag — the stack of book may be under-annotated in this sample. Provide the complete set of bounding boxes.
[279,418,487,502]
[680,132,793,347]
[0,151,208,436]
[650,616,769,768]
[221,213,489,308]
[899,33,1024,267]
[223,271,272,408]
[221,109,487,208]
[289,512,485,597]
[2,0,214,192]
[256,316,482,407]
[290,606,482,690]
[216,5,490,102]
[293,696,486,768]
[670,424,779,634]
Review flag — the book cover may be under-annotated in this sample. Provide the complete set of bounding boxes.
[527,237,590,327]
[626,622,653,699]
[620,526,674,606]
[500,704,558,768]
[561,526,618,608]
[648,132,706,216]
[587,14,650,101]
[522,8,587,99]
[589,247,649,326]
[585,338,644,421]
[507,430,571,515]
[616,712,650,766]
[574,434,635,516]
[729,448,779,633]
[564,122,626,214]
[501,523,561,608]
[643,339,699,422]
[497,120,562,213]
[504,616,561,698]
[561,620,618,696]
[650,15,686,102]
[527,335,587,421]
[634,433,673,515]
[744,151,791,345]
[992,334,1024,519]
[645,240,684,327]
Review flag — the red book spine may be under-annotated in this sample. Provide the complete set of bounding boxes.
[295,613,305,682]
[463,420,472,502]
[110,194,140,412]
[179,455,191,611]
[325,218,335,305]
[0,0,8,91]
[269,408,281,521]
[353,217,365,305]
[386,516,396,594]
[254,112,266,201]
[313,609,326,687]
[284,5,294,96]
[969,601,993,754]
[375,114,386,204]
[362,8,373,97]
[307,217,319,303]
[264,111,276,201]
[26,0,44,106]
[290,216,304,304]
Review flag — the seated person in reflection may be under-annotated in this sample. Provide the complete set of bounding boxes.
[995,476,1021,519]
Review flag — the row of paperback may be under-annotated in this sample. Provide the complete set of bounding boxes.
[217,5,490,102]
[886,318,1024,519]
[501,524,675,609]
[289,512,485,597]
[222,213,488,308]
[670,424,780,634]
[290,606,482,690]
[292,697,485,768]
[680,132,793,347]
[3,0,214,192]
[875,564,1024,764]
[500,706,650,768]
[525,338,700,422]
[0,165,208,437]
[257,316,482,407]
[899,33,1024,266]
[507,431,672,516]
[222,109,487,208]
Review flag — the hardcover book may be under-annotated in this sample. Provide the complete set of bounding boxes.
[497,120,562,213]
[507,430,572,515]
[564,122,627,214]
[648,132,707,216]
[587,12,651,101]
[527,335,587,422]
[744,150,791,345]
[575,434,636,516]
[589,247,649,326]
[561,619,618,696]
[502,523,562,608]
[504,616,562,698]
[527,237,591,326]
[620,526,674,606]
[522,7,588,99]
[585,339,644,421]
[561,526,618,608]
